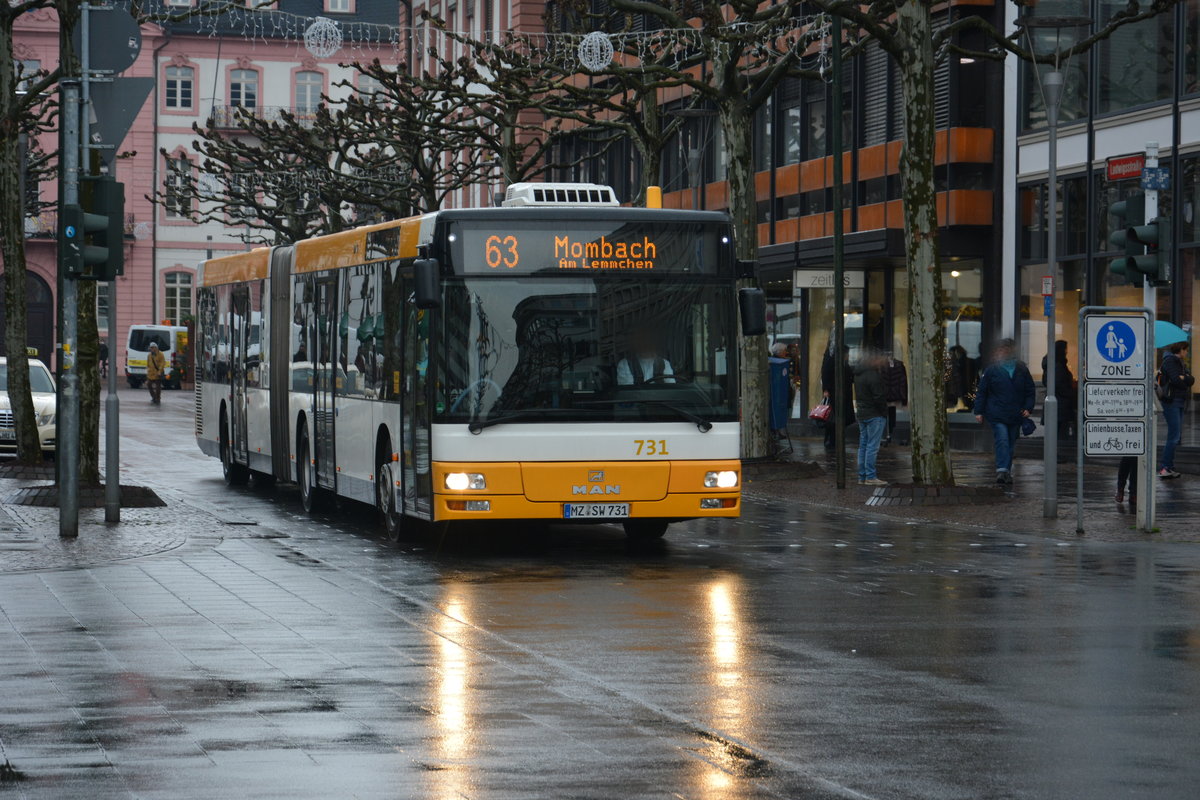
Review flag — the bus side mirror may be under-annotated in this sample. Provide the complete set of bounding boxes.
[739,287,766,336]
[413,258,441,309]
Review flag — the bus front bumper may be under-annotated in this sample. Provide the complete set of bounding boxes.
[430,460,741,522]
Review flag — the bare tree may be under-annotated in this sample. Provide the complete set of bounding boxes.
[1,2,58,465]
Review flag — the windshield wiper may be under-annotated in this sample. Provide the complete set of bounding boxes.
[576,398,713,432]
[467,407,600,434]
[639,399,713,432]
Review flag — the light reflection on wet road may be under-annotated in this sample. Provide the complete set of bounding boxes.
[1,388,1197,799]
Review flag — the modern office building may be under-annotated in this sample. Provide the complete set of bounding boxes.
[1006,1,1199,381]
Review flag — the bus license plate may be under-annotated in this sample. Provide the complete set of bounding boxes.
[563,503,629,519]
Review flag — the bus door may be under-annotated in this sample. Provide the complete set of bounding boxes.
[313,276,338,491]
[230,286,250,465]
[402,291,432,517]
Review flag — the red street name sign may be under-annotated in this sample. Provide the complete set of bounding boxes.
[1106,154,1145,182]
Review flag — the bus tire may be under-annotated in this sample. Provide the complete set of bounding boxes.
[220,410,249,486]
[376,461,404,542]
[623,520,669,540]
[296,428,325,513]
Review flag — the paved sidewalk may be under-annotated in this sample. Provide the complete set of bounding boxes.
[755,437,1200,543]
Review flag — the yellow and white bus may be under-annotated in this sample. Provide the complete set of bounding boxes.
[195,183,762,540]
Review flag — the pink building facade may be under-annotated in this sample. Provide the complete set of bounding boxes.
[12,1,400,372]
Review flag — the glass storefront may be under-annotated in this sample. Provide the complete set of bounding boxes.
[768,264,984,420]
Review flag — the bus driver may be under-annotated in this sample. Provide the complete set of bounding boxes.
[617,325,675,386]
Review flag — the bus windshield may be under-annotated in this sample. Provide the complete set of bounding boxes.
[436,278,737,425]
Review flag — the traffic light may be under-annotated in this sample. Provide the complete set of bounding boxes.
[1128,215,1171,284]
[1109,192,1145,288]
[58,175,124,281]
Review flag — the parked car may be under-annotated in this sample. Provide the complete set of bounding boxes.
[0,355,56,457]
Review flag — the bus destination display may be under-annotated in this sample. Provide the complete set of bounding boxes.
[450,221,728,276]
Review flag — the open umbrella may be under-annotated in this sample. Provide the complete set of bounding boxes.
[1154,320,1189,348]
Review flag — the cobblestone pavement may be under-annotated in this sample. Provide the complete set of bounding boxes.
[1,387,1199,799]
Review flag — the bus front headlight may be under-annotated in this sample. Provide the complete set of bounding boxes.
[445,472,486,491]
[704,470,738,489]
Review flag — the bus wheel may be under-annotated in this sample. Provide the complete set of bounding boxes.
[376,461,403,542]
[623,520,669,540]
[296,429,324,513]
[220,412,248,486]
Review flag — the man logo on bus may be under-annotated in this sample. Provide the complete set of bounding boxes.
[573,483,622,495]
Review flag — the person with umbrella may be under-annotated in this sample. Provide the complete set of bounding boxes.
[1157,331,1194,480]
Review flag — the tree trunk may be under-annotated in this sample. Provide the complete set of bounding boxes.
[896,1,953,485]
[718,100,769,461]
[0,15,43,464]
[76,278,100,484]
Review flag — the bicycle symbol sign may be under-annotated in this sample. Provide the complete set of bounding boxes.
[1096,320,1135,363]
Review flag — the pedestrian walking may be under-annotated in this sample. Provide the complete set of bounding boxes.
[880,352,908,444]
[1158,341,1194,479]
[99,341,109,379]
[146,342,168,405]
[771,342,796,418]
[820,341,855,450]
[973,338,1035,485]
[854,350,888,486]
[1040,340,1077,439]
[1116,456,1137,509]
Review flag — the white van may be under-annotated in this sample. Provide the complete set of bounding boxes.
[126,324,188,389]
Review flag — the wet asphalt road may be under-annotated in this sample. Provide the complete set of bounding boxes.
[2,387,1200,799]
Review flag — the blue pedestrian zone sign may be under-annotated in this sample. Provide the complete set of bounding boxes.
[1085,315,1147,381]
[1096,319,1135,363]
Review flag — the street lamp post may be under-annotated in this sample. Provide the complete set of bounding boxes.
[1018,10,1090,519]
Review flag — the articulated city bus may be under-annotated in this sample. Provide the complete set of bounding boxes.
[194,183,763,540]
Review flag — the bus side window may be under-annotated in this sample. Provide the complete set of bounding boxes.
[379,261,403,402]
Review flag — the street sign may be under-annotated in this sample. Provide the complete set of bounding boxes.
[1085,314,1147,381]
[1085,383,1146,419]
[1084,420,1146,456]
[88,78,154,168]
[792,269,864,291]
[1106,154,1145,182]
[71,8,141,74]
[1141,167,1170,191]
[1043,295,1053,317]
[1041,276,1054,296]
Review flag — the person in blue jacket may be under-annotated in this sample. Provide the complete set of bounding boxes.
[974,338,1036,485]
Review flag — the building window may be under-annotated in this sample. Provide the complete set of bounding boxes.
[165,65,194,109]
[96,282,109,329]
[1096,0,1174,114]
[358,74,382,100]
[15,59,40,93]
[164,272,194,325]
[166,0,192,6]
[165,155,192,218]
[326,0,352,12]
[230,68,258,109]
[294,71,323,113]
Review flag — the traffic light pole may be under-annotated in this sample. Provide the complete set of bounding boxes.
[1140,142,1159,532]
[59,80,81,538]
